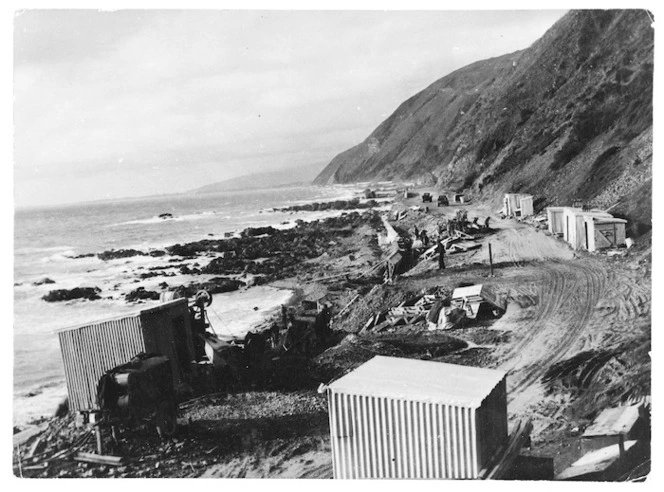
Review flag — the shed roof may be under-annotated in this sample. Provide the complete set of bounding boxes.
[593,217,628,225]
[327,356,506,408]
[582,405,641,437]
[55,298,188,333]
[566,209,613,218]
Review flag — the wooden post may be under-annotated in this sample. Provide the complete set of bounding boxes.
[95,425,104,455]
[618,433,625,460]
[489,243,494,276]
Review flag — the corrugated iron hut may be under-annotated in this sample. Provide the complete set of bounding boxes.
[326,356,508,479]
[503,193,534,217]
[57,298,195,413]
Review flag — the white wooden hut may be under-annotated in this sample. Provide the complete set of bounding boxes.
[546,206,570,236]
[326,356,508,479]
[503,193,534,217]
[561,208,626,251]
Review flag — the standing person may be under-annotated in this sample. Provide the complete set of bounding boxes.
[438,239,446,270]
[484,216,491,230]
[421,229,429,247]
[414,225,420,240]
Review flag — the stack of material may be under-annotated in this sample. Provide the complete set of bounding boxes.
[557,403,650,481]
[419,230,480,260]
[361,295,439,333]
[452,284,507,319]
[581,404,646,453]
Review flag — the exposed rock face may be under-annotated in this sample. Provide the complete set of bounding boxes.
[315,10,652,236]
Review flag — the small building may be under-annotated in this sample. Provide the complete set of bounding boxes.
[57,299,195,413]
[454,193,465,204]
[503,193,534,218]
[546,206,570,236]
[326,355,508,479]
[561,208,627,252]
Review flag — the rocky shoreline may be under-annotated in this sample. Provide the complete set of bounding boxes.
[41,209,386,304]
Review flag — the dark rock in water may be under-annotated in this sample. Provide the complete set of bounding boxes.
[241,226,278,237]
[33,277,56,286]
[179,265,202,275]
[125,287,160,302]
[275,199,379,213]
[42,287,102,302]
[158,213,173,219]
[68,253,95,259]
[149,250,166,257]
[97,249,147,261]
[139,271,168,279]
[158,282,169,289]
[166,243,202,257]
[169,277,244,298]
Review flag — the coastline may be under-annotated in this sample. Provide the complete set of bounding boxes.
[12,185,651,479]
[13,188,392,427]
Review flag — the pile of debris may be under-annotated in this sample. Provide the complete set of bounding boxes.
[360,283,508,334]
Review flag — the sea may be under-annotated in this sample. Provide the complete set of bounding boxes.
[13,184,367,426]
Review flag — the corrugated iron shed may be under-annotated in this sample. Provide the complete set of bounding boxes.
[57,299,194,413]
[329,356,505,408]
[326,356,508,479]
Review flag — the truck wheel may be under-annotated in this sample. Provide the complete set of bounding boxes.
[155,400,178,438]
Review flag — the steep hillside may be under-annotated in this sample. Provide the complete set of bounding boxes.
[193,162,325,194]
[315,10,653,236]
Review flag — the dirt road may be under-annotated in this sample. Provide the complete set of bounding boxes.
[258,200,650,478]
[198,200,651,478]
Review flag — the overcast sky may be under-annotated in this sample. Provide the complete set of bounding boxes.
[14,9,566,207]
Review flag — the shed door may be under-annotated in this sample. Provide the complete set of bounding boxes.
[584,222,589,250]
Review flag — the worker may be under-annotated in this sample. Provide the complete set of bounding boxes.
[438,239,446,270]
[414,225,420,240]
[484,216,491,230]
[421,229,429,247]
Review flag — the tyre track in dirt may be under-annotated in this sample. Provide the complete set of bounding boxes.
[498,260,607,414]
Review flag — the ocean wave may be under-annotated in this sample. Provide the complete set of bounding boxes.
[15,245,75,255]
[108,210,221,227]
[38,250,82,263]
